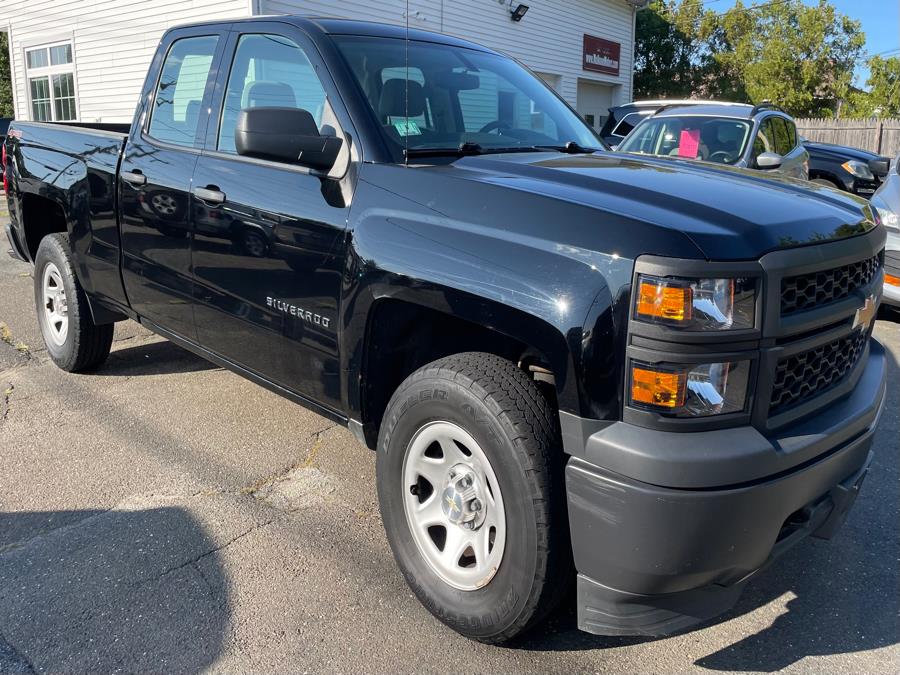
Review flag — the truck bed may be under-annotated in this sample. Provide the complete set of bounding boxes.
[5,120,128,315]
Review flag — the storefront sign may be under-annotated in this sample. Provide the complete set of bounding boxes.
[583,35,620,76]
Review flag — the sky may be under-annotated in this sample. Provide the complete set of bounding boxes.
[708,0,900,88]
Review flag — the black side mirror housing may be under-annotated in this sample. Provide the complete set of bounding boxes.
[868,157,891,178]
[235,107,343,171]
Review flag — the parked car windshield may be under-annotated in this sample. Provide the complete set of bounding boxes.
[332,36,601,155]
[618,116,752,165]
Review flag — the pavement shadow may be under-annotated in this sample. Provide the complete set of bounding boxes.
[98,339,219,377]
[510,332,900,671]
[0,506,229,674]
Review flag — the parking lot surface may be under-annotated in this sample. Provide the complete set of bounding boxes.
[1,225,898,674]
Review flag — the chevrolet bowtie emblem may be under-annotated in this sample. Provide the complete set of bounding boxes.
[445,495,459,514]
[852,295,877,332]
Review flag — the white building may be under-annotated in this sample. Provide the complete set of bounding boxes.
[2,0,646,132]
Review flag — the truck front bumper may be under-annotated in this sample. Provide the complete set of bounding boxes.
[562,339,886,637]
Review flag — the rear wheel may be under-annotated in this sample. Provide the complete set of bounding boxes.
[377,352,570,643]
[34,233,114,372]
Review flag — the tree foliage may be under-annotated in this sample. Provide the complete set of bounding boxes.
[635,0,871,118]
[845,56,900,117]
[0,32,13,118]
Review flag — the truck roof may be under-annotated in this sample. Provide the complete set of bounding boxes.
[169,15,497,54]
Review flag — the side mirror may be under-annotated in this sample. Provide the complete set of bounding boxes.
[868,157,891,178]
[755,152,782,170]
[235,107,343,171]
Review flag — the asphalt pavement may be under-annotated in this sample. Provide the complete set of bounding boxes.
[1,219,898,674]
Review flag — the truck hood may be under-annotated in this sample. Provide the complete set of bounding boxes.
[803,140,880,162]
[449,151,876,260]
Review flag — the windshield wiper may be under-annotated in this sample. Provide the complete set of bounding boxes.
[534,141,603,154]
[405,142,594,158]
[404,141,486,158]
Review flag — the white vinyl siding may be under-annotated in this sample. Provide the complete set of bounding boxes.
[262,0,636,108]
[5,0,249,122]
[5,0,636,122]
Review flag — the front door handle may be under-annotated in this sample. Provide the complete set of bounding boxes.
[193,186,226,204]
[121,170,146,186]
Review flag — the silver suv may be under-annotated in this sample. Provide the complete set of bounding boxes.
[616,102,809,180]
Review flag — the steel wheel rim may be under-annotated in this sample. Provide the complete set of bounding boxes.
[402,421,507,591]
[41,262,68,346]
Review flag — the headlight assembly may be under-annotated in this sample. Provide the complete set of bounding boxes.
[871,196,899,233]
[635,274,756,330]
[841,160,875,181]
[630,360,750,417]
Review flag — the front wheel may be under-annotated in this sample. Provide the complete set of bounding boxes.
[34,233,114,372]
[377,352,570,643]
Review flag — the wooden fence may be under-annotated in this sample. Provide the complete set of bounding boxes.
[795,118,900,158]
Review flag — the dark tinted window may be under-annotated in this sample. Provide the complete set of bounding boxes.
[772,117,794,155]
[218,33,327,154]
[148,36,218,147]
[612,112,644,137]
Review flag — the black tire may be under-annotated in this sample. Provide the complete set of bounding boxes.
[377,352,571,643]
[33,233,114,372]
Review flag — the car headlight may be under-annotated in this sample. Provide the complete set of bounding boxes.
[635,274,756,330]
[871,196,899,233]
[630,360,750,417]
[842,160,875,181]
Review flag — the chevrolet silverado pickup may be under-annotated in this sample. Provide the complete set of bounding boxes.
[3,17,887,644]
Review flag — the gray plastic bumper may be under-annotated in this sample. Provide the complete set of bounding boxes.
[563,340,886,637]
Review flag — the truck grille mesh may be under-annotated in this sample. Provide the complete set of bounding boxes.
[781,252,882,315]
[769,329,869,414]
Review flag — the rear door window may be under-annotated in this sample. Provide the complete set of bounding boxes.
[752,117,778,160]
[772,117,794,155]
[147,36,218,147]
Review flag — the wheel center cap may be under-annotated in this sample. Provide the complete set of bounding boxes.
[441,464,486,529]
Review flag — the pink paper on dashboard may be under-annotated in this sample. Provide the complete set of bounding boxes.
[678,129,701,158]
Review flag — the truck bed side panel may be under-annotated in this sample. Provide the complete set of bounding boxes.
[8,122,129,317]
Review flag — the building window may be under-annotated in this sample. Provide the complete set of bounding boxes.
[25,42,77,121]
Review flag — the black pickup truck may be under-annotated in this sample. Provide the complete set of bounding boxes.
[3,17,887,644]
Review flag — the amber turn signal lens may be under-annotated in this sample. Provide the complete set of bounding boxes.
[631,365,686,409]
[637,279,692,322]
[886,273,900,287]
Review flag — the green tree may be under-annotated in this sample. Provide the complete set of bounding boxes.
[713,0,865,117]
[863,55,900,116]
[633,0,719,99]
[634,0,867,117]
[0,32,13,118]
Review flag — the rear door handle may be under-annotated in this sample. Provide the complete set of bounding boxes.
[121,170,146,186]
[193,186,226,204]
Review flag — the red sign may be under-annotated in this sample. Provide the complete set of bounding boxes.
[583,34,620,76]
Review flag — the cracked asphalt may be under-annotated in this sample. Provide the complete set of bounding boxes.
[1,219,899,674]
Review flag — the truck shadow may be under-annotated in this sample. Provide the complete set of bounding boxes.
[513,332,900,671]
[0,506,229,674]
[97,338,219,377]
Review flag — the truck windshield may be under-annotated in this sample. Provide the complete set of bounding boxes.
[618,116,752,165]
[332,36,602,156]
